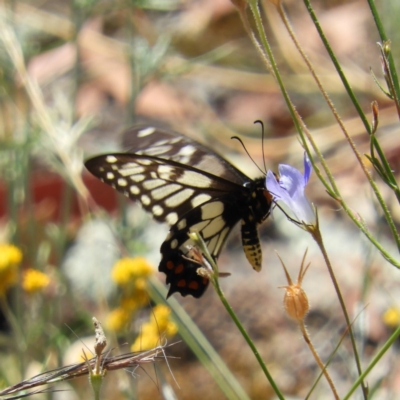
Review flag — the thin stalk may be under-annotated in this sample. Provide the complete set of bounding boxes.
[302,0,371,135]
[310,225,367,399]
[367,0,400,113]
[343,324,400,400]
[278,1,400,252]
[189,232,284,399]
[148,278,251,400]
[213,276,284,399]
[242,3,400,267]
[299,321,339,400]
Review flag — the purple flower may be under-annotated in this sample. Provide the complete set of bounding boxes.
[266,154,316,226]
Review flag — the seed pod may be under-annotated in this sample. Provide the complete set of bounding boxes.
[283,284,309,321]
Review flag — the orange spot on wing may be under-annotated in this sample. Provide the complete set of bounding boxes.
[166,261,174,270]
[175,264,184,274]
[177,279,186,287]
[188,281,199,290]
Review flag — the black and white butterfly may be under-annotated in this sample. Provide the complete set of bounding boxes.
[85,125,272,298]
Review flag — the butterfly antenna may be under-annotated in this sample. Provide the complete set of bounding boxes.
[254,120,267,173]
[231,136,265,175]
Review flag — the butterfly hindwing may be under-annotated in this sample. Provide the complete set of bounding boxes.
[85,125,272,298]
[159,198,242,298]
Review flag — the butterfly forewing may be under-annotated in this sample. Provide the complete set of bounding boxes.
[85,153,247,224]
[85,125,272,298]
[122,126,250,185]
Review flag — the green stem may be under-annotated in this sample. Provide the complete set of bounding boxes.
[189,232,284,399]
[343,324,400,400]
[367,0,400,110]
[302,0,371,134]
[310,225,367,399]
[213,276,284,399]
[148,278,251,400]
[301,0,400,253]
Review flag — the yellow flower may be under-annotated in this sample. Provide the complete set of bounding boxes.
[131,304,177,352]
[0,244,22,296]
[383,307,400,328]
[107,307,131,332]
[134,278,147,291]
[131,324,160,352]
[22,269,50,293]
[111,257,153,286]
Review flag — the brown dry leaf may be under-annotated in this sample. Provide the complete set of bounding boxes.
[27,43,76,85]
[78,19,130,104]
[76,83,108,116]
[135,81,197,121]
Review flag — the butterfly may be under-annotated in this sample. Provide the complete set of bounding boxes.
[85,125,272,298]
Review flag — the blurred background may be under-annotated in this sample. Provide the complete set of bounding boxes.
[1,0,400,399]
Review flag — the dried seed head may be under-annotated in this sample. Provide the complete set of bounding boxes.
[277,249,311,322]
[283,284,309,321]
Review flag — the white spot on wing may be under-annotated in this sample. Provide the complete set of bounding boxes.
[143,179,166,190]
[119,165,145,176]
[194,155,228,177]
[201,202,224,219]
[106,172,115,180]
[190,221,209,232]
[207,235,219,255]
[177,170,212,188]
[166,212,178,225]
[130,174,145,182]
[130,185,140,195]
[215,226,230,255]
[142,145,172,156]
[170,239,178,249]
[191,194,212,208]
[136,159,153,166]
[158,165,174,174]
[141,194,151,205]
[151,184,180,200]
[165,188,194,207]
[137,127,156,137]
[202,216,224,238]
[106,155,117,163]
[178,145,196,157]
[117,178,128,186]
[177,218,187,230]
[152,205,164,216]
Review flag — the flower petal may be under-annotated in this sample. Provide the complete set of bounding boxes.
[266,156,316,226]
[303,153,312,185]
[278,164,305,197]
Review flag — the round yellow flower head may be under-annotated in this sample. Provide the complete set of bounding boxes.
[0,244,23,295]
[107,307,131,332]
[111,257,153,286]
[22,269,50,294]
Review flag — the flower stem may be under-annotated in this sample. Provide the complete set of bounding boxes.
[189,232,284,399]
[212,276,284,399]
[278,0,400,258]
[299,321,339,399]
[310,225,367,399]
